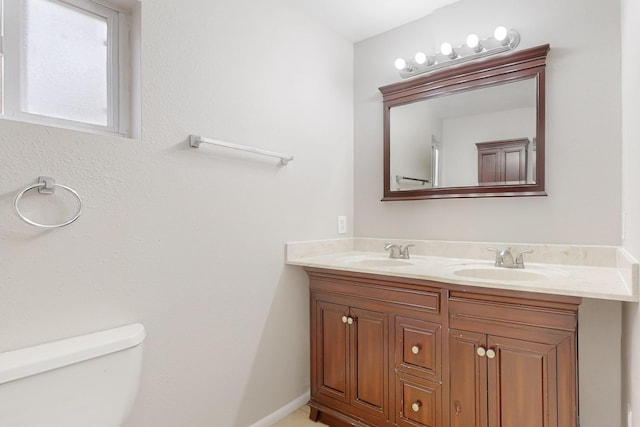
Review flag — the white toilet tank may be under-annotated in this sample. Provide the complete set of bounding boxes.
[0,323,146,427]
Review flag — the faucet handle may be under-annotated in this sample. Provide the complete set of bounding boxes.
[515,249,533,268]
[385,243,402,259]
[487,247,501,258]
[400,244,414,259]
[487,248,503,267]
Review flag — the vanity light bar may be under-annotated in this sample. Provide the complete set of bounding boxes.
[394,26,520,79]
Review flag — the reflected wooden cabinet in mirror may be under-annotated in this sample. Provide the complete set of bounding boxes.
[379,44,549,200]
[305,267,580,427]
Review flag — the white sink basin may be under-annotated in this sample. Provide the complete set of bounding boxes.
[447,262,570,282]
[338,255,414,268]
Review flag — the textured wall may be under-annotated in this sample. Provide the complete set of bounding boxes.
[354,0,622,245]
[0,1,353,426]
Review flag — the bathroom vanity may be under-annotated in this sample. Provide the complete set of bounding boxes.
[307,267,578,427]
[287,238,637,427]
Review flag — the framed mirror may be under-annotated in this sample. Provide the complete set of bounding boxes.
[379,44,549,200]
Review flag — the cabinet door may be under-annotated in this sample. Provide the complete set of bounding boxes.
[502,147,527,182]
[313,300,350,405]
[476,139,529,184]
[478,149,501,184]
[449,329,487,427]
[487,335,558,427]
[349,306,390,420]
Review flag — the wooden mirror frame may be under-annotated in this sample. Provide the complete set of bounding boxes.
[379,44,550,200]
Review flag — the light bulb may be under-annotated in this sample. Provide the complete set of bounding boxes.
[394,58,407,70]
[494,26,508,42]
[466,33,480,49]
[415,52,427,65]
[440,42,453,56]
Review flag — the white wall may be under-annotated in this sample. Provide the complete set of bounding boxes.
[621,0,640,424]
[354,0,622,245]
[0,1,353,426]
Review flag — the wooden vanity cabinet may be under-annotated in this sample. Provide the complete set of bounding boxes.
[312,296,390,424]
[308,268,444,427]
[305,268,580,427]
[448,292,579,427]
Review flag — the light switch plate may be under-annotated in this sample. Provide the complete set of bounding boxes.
[337,216,347,234]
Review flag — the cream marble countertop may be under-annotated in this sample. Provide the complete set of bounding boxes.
[286,238,639,302]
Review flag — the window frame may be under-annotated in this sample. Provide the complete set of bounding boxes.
[1,0,130,136]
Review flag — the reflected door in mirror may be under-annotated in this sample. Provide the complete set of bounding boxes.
[476,138,530,185]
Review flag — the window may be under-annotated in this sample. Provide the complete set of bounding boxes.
[1,0,134,136]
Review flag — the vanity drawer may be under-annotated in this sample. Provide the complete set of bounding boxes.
[395,373,442,427]
[395,317,441,381]
[449,293,578,333]
[308,272,440,313]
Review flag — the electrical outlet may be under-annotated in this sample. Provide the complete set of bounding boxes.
[337,216,347,234]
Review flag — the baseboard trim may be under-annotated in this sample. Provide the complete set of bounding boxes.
[248,391,311,427]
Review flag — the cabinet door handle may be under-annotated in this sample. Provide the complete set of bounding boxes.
[347,317,354,325]
[486,348,496,359]
[411,345,420,355]
[342,316,348,324]
[476,346,486,357]
[411,401,421,412]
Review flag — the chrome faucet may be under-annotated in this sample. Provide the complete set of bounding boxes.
[488,247,533,269]
[385,243,414,259]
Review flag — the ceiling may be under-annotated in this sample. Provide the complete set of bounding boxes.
[287,0,460,43]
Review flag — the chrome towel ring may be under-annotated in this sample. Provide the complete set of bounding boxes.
[14,177,83,228]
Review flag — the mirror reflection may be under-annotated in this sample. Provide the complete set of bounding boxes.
[390,78,537,191]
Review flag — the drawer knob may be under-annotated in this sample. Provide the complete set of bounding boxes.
[342,316,348,324]
[411,345,420,355]
[486,348,496,359]
[477,347,486,357]
[411,402,421,412]
[347,317,354,325]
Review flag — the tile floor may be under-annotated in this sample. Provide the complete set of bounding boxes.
[271,405,328,426]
